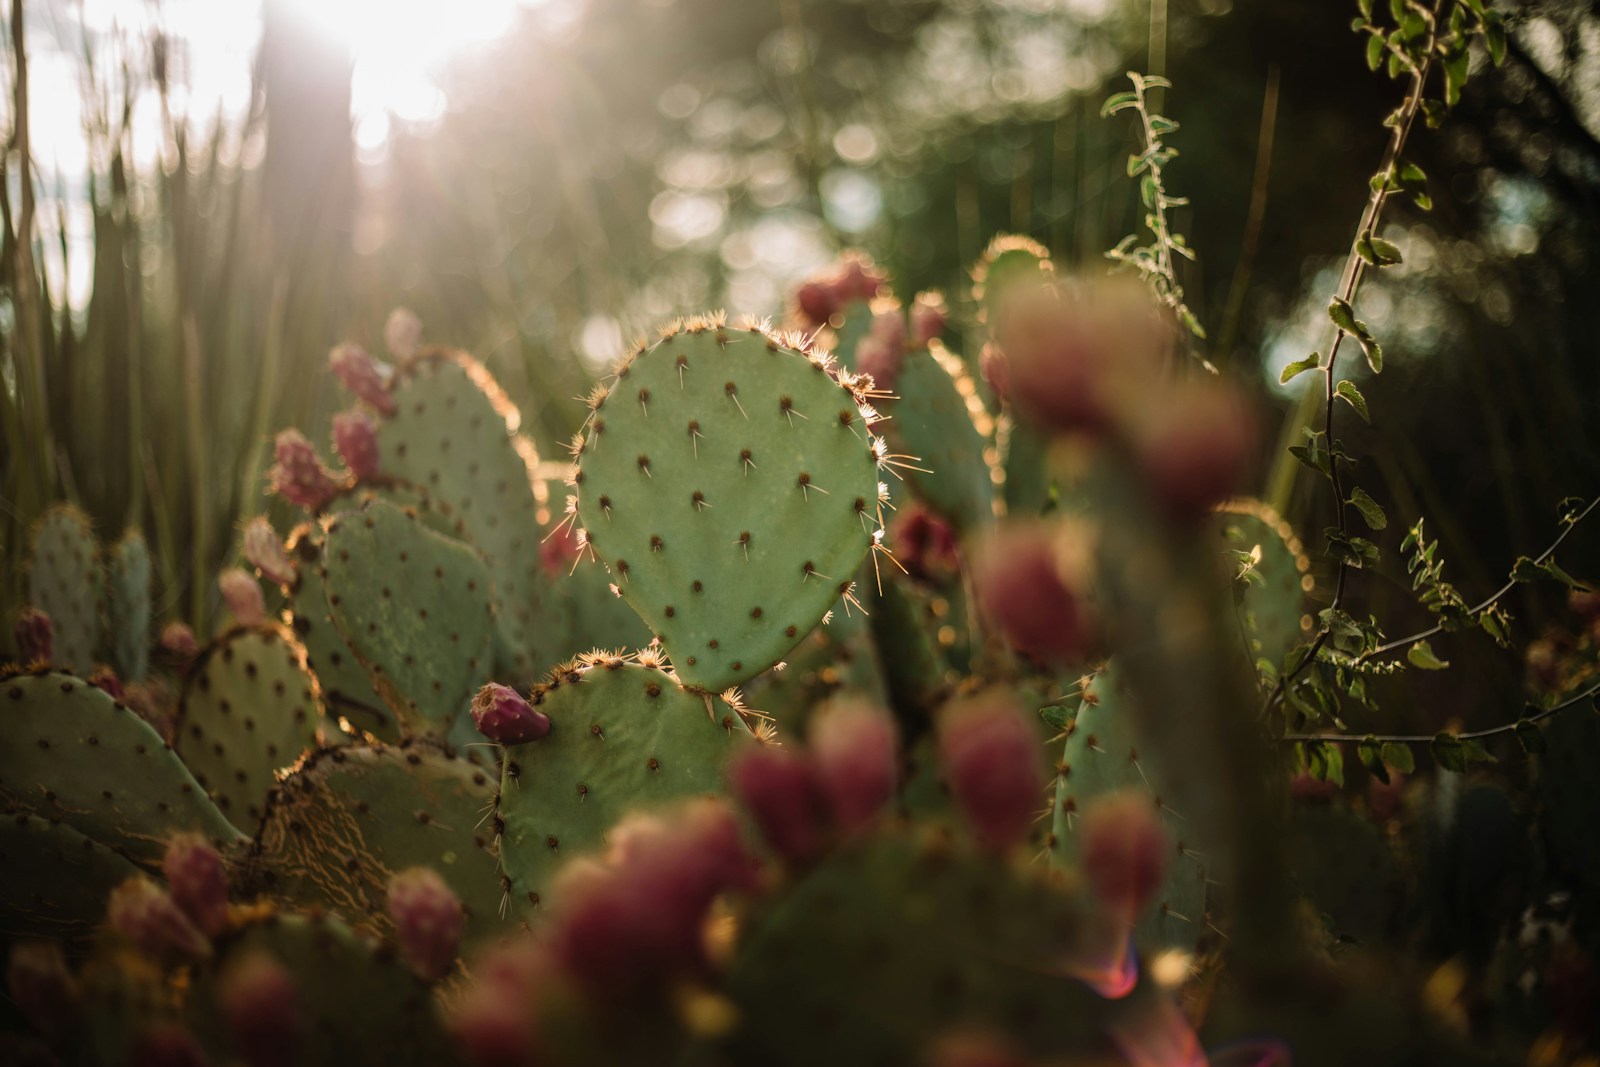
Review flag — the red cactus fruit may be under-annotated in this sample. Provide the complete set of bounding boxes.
[794,280,841,328]
[163,834,229,937]
[14,606,52,663]
[329,342,397,415]
[219,568,267,627]
[88,665,126,701]
[910,292,949,348]
[267,430,340,512]
[855,335,904,391]
[131,1024,213,1067]
[972,523,1097,667]
[332,410,382,481]
[729,743,830,863]
[385,307,424,361]
[937,692,1046,852]
[241,517,296,586]
[6,941,76,1038]
[1079,791,1169,921]
[108,877,211,963]
[388,868,466,981]
[454,983,539,1067]
[218,951,301,1067]
[471,683,551,745]
[1130,380,1260,522]
[808,699,899,833]
[835,254,886,303]
[160,621,197,658]
[892,503,960,584]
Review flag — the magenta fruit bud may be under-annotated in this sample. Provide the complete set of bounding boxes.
[109,877,211,963]
[268,430,341,512]
[329,342,397,415]
[471,683,551,745]
[808,699,898,833]
[835,254,885,304]
[729,744,829,863]
[1131,381,1260,522]
[855,335,903,391]
[909,292,949,347]
[892,504,960,584]
[131,1023,213,1067]
[388,867,466,981]
[6,941,76,1038]
[160,621,197,657]
[937,693,1046,852]
[454,985,539,1067]
[219,568,267,627]
[794,280,840,328]
[384,307,424,361]
[1079,791,1168,921]
[88,665,126,701]
[242,517,296,586]
[332,410,382,481]
[163,834,229,937]
[972,524,1097,667]
[14,606,52,663]
[218,951,301,1067]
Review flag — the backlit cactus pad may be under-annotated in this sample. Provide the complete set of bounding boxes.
[570,316,890,692]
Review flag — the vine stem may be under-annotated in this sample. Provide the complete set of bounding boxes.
[1282,678,1600,745]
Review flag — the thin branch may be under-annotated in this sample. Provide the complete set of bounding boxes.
[1282,678,1600,746]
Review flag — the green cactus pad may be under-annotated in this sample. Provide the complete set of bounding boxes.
[716,824,1154,1066]
[1049,664,1211,957]
[107,529,152,681]
[496,653,764,912]
[551,556,654,656]
[1214,498,1313,669]
[972,234,1053,325]
[746,590,888,730]
[254,741,508,944]
[186,910,453,1064]
[375,350,556,684]
[573,319,885,692]
[0,670,243,865]
[25,504,103,673]
[175,624,324,832]
[321,500,495,737]
[0,809,141,945]
[885,342,999,532]
[999,415,1054,518]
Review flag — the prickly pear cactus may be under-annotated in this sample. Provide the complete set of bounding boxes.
[25,504,103,673]
[320,500,495,736]
[174,624,323,831]
[550,555,654,658]
[0,810,141,944]
[254,741,508,944]
[1215,498,1313,668]
[884,342,1000,532]
[107,529,152,681]
[0,670,244,865]
[571,318,887,692]
[495,653,765,911]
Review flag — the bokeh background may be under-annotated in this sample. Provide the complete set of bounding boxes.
[2,0,1597,721]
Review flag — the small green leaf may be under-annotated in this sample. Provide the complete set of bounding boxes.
[1366,33,1386,70]
[1349,487,1388,530]
[1100,91,1138,117]
[1039,704,1071,731]
[1413,192,1433,211]
[1382,742,1415,775]
[1336,380,1371,423]
[1369,236,1403,264]
[1359,335,1384,374]
[1307,740,1345,787]
[1514,719,1547,754]
[1398,161,1426,186]
[1356,236,1378,265]
[1280,353,1320,384]
[1357,736,1390,784]
[1431,732,1467,773]
[1484,11,1507,65]
[1407,639,1450,670]
[1328,297,1359,334]
[1511,556,1548,582]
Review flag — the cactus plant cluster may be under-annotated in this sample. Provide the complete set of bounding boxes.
[2,231,1593,1067]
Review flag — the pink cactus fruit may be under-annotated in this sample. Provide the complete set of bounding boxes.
[835,253,886,304]
[729,743,830,863]
[387,867,466,982]
[807,698,899,833]
[219,568,267,627]
[909,292,949,347]
[131,1024,213,1067]
[453,982,540,1067]
[108,877,212,963]
[163,834,229,937]
[6,941,76,1038]
[794,279,841,329]
[267,430,340,512]
[218,951,302,1067]
[1079,791,1169,923]
[539,522,582,576]
[972,523,1098,667]
[329,342,397,415]
[160,621,198,658]
[88,665,126,701]
[384,307,424,361]
[241,517,296,586]
[1130,379,1260,522]
[14,606,52,663]
[936,692,1046,852]
[471,683,551,745]
[855,335,903,391]
[332,410,382,481]
[892,503,960,583]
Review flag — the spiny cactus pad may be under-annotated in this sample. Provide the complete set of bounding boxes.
[254,741,508,945]
[885,342,999,532]
[26,504,103,673]
[175,624,323,832]
[107,529,152,681]
[973,234,1053,324]
[321,500,495,736]
[1215,498,1313,669]
[1049,664,1210,957]
[0,809,142,944]
[0,671,243,865]
[572,320,886,691]
[375,351,555,684]
[551,557,654,659]
[496,654,763,911]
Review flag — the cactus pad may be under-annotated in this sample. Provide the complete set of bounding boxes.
[495,653,764,912]
[175,624,323,832]
[573,319,886,691]
[107,529,152,681]
[0,670,243,864]
[884,342,999,532]
[321,500,495,736]
[1214,498,1313,668]
[25,504,102,673]
[0,809,141,945]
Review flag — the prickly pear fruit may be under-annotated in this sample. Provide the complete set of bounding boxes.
[218,951,302,1067]
[973,523,1098,667]
[729,744,829,863]
[332,410,382,481]
[387,868,466,982]
[1080,791,1169,922]
[108,877,211,963]
[329,342,397,415]
[909,292,949,348]
[14,606,52,663]
[1130,380,1260,522]
[470,683,550,745]
[242,517,296,586]
[88,665,125,700]
[937,692,1046,852]
[808,698,898,833]
[6,941,76,1038]
[268,430,340,512]
[160,621,198,659]
[163,834,229,937]
[219,568,266,627]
